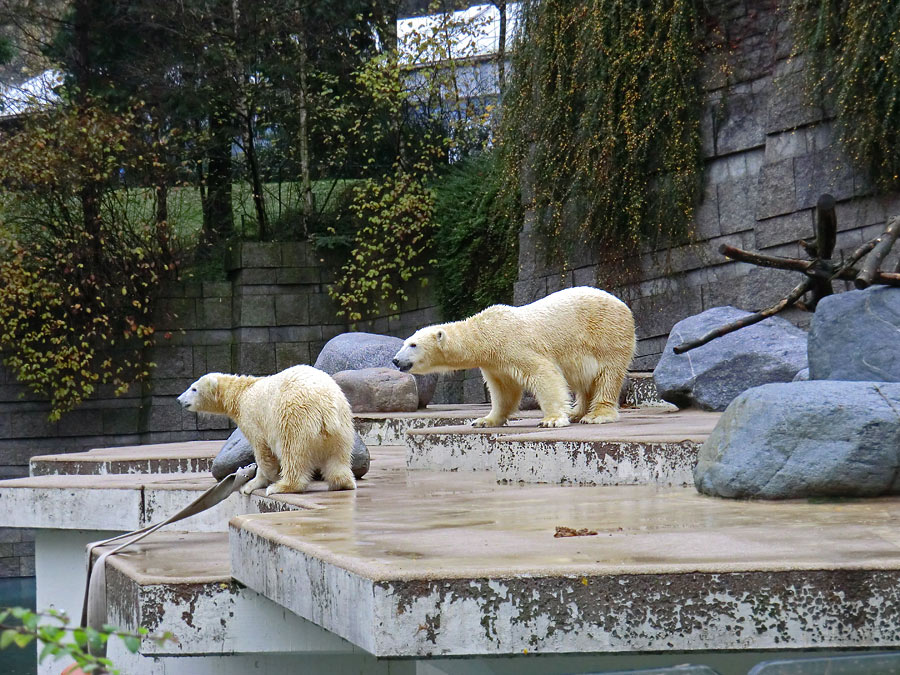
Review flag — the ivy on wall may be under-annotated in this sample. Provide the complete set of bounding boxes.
[791,0,900,191]
[432,152,521,321]
[499,0,706,255]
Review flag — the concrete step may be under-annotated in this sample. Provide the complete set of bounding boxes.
[98,531,358,656]
[406,407,719,486]
[27,406,491,477]
[230,465,900,658]
[30,441,221,477]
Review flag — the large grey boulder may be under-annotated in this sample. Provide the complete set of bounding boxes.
[694,381,900,499]
[314,332,437,407]
[808,286,900,382]
[333,367,418,413]
[653,306,808,411]
[211,428,370,481]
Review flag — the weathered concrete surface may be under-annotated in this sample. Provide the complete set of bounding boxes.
[406,408,717,485]
[101,531,357,656]
[230,467,900,658]
[0,473,311,531]
[406,417,544,471]
[30,441,222,477]
[354,404,495,445]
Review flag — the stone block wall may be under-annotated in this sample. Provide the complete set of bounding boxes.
[514,0,900,370]
[0,240,488,577]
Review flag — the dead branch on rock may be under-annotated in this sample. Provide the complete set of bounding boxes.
[674,194,900,354]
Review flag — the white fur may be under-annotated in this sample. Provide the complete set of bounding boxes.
[394,287,636,428]
[178,365,356,495]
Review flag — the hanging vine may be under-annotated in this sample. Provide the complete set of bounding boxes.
[791,0,900,191]
[498,0,707,257]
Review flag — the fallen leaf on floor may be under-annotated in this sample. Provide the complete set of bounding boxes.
[554,526,598,538]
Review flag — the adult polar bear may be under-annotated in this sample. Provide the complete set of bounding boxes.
[393,287,636,428]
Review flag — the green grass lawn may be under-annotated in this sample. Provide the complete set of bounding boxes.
[124,178,360,243]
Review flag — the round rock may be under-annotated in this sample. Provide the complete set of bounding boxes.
[314,332,437,407]
[210,427,370,481]
[809,286,900,382]
[694,381,900,499]
[653,306,808,411]
[333,367,419,413]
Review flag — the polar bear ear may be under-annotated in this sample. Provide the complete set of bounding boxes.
[205,374,218,391]
[436,329,445,344]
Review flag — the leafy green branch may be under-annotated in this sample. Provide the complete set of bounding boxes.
[0,606,175,674]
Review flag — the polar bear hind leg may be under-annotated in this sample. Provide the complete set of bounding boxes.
[472,369,523,428]
[580,365,625,424]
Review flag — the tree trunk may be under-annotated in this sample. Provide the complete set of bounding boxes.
[297,25,314,238]
[204,110,235,245]
[496,1,507,95]
[232,0,267,240]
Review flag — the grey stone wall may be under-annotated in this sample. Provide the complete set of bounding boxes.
[514,0,900,370]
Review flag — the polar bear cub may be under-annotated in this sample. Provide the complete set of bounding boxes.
[393,287,636,428]
[178,364,356,495]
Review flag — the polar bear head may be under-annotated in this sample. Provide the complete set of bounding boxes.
[177,373,221,413]
[392,326,447,374]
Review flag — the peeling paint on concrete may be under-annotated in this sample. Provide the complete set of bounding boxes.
[231,520,900,658]
[406,429,499,472]
[494,440,699,486]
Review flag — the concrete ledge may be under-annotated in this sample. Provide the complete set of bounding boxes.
[30,441,221,477]
[0,474,315,531]
[355,404,497,445]
[229,469,900,658]
[406,420,544,471]
[101,531,357,656]
[406,408,719,485]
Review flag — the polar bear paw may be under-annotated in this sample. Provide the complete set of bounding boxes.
[580,407,619,424]
[538,415,571,428]
[472,416,506,428]
[240,475,268,495]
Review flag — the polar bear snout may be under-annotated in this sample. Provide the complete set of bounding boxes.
[392,355,412,372]
[177,382,201,411]
[392,345,415,372]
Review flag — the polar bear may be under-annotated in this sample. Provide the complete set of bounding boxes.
[393,287,635,428]
[177,365,356,495]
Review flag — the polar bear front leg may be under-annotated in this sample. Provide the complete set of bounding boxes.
[527,361,572,428]
[472,369,523,428]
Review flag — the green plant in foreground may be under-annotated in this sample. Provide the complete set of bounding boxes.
[791,0,900,191]
[0,606,174,674]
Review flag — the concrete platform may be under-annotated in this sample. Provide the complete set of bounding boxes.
[230,466,900,657]
[30,441,222,476]
[355,404,496,445]
[98,530,360,656]
[406,407,719,486]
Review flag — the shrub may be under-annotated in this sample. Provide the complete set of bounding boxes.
[499,0,706,256]
[432,152,520,320]
[791,0,900,191]
[328,170,435,321]
[0,103,177,420]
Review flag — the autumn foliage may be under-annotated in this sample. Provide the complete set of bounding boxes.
[0,103,177,419]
